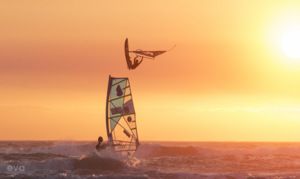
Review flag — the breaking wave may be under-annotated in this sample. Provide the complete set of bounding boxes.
[1,141,300,178]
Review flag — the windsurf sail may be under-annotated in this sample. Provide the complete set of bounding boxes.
[129,50,167,58]
[106,75,139,153]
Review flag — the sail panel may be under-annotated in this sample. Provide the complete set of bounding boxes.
[131,50,167,58]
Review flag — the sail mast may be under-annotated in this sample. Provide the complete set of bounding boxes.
[105,75,112,143]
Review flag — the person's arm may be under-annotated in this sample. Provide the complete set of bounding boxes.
[136,58,143,66]
[138,58,143,64]
[136,56,143,65]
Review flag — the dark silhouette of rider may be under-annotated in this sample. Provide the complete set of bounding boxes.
[130,56,143,69]
[96,136,106,151]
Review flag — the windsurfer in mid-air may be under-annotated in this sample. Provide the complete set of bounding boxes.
[125,38,144,70]
[125,38,171,70]
[129,56,143,70]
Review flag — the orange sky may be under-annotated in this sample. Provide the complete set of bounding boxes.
[1,1,300,141]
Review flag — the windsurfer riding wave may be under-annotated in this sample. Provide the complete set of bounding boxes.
[96,136,108,151]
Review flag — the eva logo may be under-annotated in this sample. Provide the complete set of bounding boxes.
[6,164,25,172]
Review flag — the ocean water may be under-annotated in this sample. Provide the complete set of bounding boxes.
[0,141,300,179]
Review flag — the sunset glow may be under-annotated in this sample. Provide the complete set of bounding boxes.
[1,1,300,141]
[281,25,300,59]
